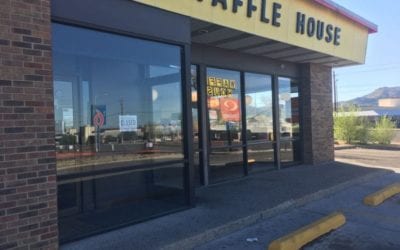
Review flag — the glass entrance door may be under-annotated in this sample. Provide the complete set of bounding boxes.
[244,73,275,171]
[193,66,302,185]
[206,68,244,183]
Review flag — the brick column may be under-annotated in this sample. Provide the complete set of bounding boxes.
[0,0,58,249]
[300,63,334,164]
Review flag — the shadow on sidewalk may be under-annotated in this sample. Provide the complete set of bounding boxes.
[62,161,390,250]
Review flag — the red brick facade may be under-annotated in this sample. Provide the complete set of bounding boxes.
[0,0,58,249]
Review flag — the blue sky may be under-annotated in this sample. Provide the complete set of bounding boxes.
[333,0,400,101]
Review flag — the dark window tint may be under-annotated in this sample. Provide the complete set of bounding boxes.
[53,23,187,242]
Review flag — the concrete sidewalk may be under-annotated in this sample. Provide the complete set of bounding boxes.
[62,162,389,250]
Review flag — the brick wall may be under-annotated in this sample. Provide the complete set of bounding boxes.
[301,63,335,164]
[0,0,58,249]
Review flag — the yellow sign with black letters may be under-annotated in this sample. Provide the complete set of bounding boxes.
[132,0,370,63]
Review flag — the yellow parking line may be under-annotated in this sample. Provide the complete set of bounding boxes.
[267,212,346,250]
[363,183,400,206]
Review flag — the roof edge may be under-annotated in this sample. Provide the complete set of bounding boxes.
[313,0,378,33]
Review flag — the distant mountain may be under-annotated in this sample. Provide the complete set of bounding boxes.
[340,86,400,107]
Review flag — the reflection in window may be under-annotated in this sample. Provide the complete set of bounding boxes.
[206,68,242,147]
[278,77,301,163]
[278,78,300,139]
[245,73,273,143]
[245,73,275,168]
[206,68,244,182]
[247,144,275,170]
[53,23,186,242]
[54,80,74,134]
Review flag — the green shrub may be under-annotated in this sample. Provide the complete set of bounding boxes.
[355,122,370,144]
[370,116,396,144]
[334,106,370,144]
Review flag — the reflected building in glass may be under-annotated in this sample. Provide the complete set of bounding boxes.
[53,24,186,241]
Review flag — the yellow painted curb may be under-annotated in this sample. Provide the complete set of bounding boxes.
[267,212,346,250]
[363,183,400,206]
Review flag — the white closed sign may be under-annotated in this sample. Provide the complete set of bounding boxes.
[119,115,137,132]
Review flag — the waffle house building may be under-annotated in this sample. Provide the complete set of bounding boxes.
[0,0,377,247]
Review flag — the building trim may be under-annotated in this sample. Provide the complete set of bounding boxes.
[313,0,378,33]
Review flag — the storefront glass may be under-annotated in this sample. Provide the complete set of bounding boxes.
[206,68,244,182]
[245,73,275,171]
[52,23,187,242]
[278,77,301,163]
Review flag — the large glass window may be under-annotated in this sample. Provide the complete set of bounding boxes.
[245,73,275,171]
[278,77,301,163]
[206,68,244,182]
[53,23,187,242]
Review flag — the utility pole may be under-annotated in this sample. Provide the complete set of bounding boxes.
[120,97,124,116]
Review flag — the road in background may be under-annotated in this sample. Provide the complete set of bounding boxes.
[336,147,400,172]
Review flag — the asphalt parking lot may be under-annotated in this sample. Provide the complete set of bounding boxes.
[196,172,400,250]
[196,149,400,250]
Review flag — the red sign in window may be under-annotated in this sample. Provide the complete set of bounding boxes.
[220,98,240,122]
